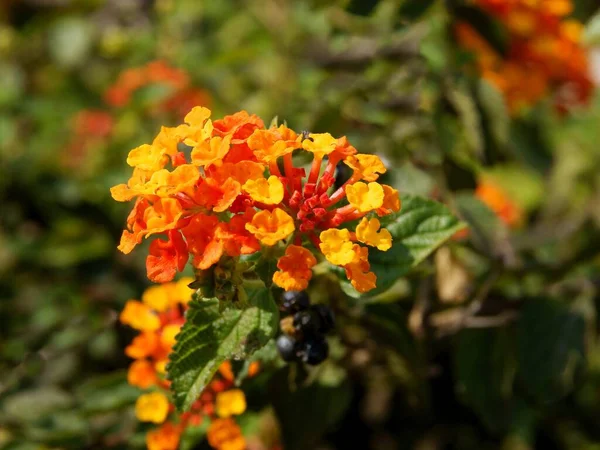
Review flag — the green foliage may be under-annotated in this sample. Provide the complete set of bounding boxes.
[167,283,278,411]
[516,298,586,404]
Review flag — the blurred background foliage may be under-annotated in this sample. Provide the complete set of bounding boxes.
[2,0,600,449]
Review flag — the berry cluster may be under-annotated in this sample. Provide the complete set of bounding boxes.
[276,291,335,365]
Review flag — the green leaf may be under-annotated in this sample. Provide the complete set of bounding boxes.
[454,193,511,260]
[167,283,279,411]
[3,387,73,422]
[447,84,484,158]
[234,339,281,385]
[516,298,586,404]
[342,194,465,297]
[269,367,352,450]
[454,328,515,432]
[255,257,277,288]
[478,79,509,149]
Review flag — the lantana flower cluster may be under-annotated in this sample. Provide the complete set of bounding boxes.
[121,279,257,450]
[456,0,592,113]
[111,107,400,293]
[105,60,211,119]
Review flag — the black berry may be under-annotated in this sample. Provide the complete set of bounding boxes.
[311,304,335,334]
[276,334,298,362]
[293,310,322,338]
[301,336,329,365]
[281,290,310,313]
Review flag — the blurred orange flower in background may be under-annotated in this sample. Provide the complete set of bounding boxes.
[456,0,593,114]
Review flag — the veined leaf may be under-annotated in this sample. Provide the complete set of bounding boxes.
[342,193,465,297]
[167,283,278,411]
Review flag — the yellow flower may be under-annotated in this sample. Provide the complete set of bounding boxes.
[210,161,265,186]
[120,300,160,331]
[161,324,181,349]
[541,0,572,17]
[319,229,356,265]
[215,389,247,418]
[177,106,214,147]
[243,176,284,205]
[346,182,384,213]
[152,164,199,198]
[356,217,392,251]
[170,277,195,306]
[152,126,180,157]
[561,20,583,43]
[155,359,168,375]
[191,134,232,168]
[127,144,170,172]
[344,154,386,181]
[302,133,338,159]
[245,208,295,246]
[142,284,171,312]
[135,392,170,424]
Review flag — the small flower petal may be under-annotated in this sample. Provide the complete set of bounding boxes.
[243,176,284,205]
[345,182,384,213]
[319,229,356,265]
[356,217,392,251]
[135,392,170,424]
[245,208,295,246]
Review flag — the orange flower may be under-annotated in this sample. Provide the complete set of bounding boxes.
[248,127,300,163]
[146,422,182,450]
[112,108,399,292]
[104,60,208,117]
[146,231,189,283]
[245,208,295,246]
[272,245,317,291]
[207,418,246,450]
[128,360,158,389]
[125,331,160,359]
[344,245,377,293]
[475,180,522,227]
[457,0,591,114]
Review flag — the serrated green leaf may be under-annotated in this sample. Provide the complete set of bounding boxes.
[343,193,465,297]
[167,283,278,411]
[234,339,281,385]
[516,298,586,404]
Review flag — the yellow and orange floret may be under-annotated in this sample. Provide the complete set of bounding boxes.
[111,107,401,293]
[122,279,259,450]
[456,0,592,113]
